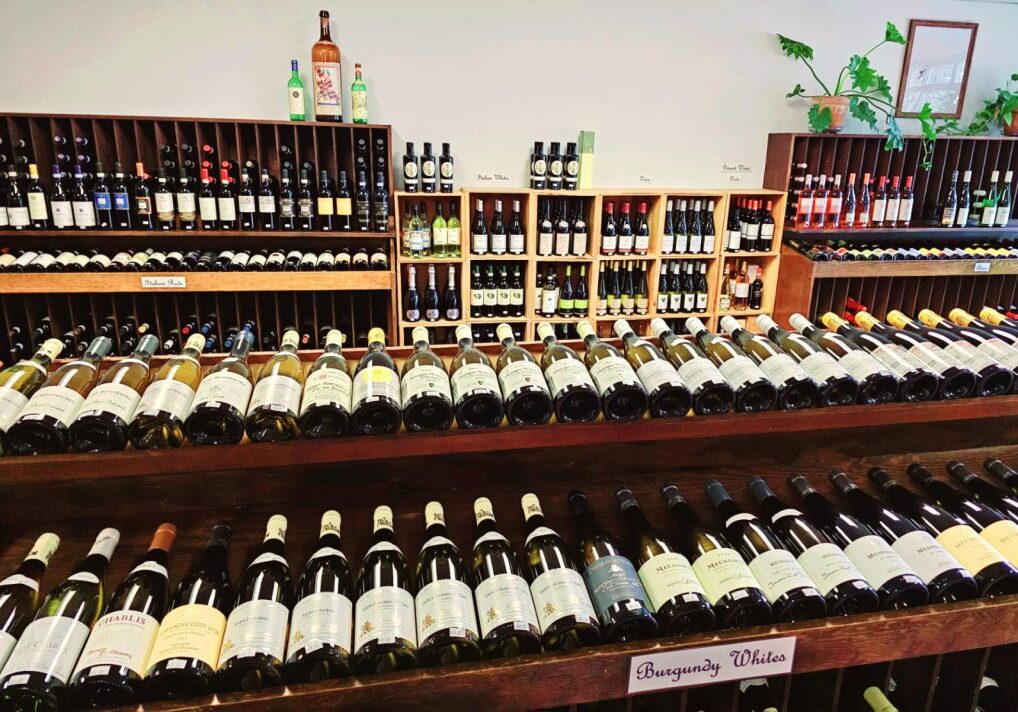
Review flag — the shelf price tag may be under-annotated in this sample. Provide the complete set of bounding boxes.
[141,276,187,289]
[973,262,991,273]
[627,636,796,695]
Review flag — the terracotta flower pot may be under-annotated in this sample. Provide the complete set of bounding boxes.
[811,96,850,133]
[1004,112,1018,137]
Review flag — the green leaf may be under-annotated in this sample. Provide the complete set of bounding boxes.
[872,74,893,103]
[849,97,879,130]
[1002,95,1018,125]
[917,103,937,140]
[777,34,814,61]
[885,22,906,45]
[808,103,833,133]
[849,55,878,93]
[883,115,904,152]
[786,83,807,98]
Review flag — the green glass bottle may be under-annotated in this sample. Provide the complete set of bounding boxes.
[431,204,447,258]
[446,202,462,258]
[351,63,368,124]
[288,60,306,122]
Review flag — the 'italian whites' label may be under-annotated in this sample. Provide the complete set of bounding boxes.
[838,349,888,382]
[844,535,916,589]
[0,388,29,431]
[677,357,723,393]
[0,616,90,682]
[718,355,761,389]
[146,604,226,673]
[17,386,85,428]
[936,525,1007,576]
[354,586,417,653]
[691,548,760,605]
[589,356,641,396]
[981,520,1018,566]
[757,353,805,387]
[401,365,452,404]
[248,375,302,416]
[795,543,864,596]
[191,370,253,415]
[529,567,598,634]
[583,555,649,622]
[76,383,142,423]
[498,360,549,398]
[0,631,15,671]
[798,351,848,385]
[891,530,964,584]
[72,610,160,678]
[352,366,402,409]
[474,573,539,638]
[300,368,352,417]
[451,363,501,405]
[635,360,682,394]
[638,552,706,611]
[286,592,353,662]
[544,358,596,399]
[217,599,289,667]
[415,578,479,644]
[137,379,196,422]
[747,549,817,602]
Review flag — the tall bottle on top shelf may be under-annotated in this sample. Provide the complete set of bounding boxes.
[494,323,553,426]
[311,10,342,122]
[351,328,402,435]
[0,533,60,671]
[448,325,504,429]
[298,329,352,439]
[535,322,600,423]
[401,327,454,432]
[184,330,255,446]
[575,321,647,420]
[0,338,63,456]
[685,317,776,413]
[128,333,206,450]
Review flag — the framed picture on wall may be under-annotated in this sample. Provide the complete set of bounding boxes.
[896,19,978,119]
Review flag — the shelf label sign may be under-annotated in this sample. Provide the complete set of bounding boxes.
[974,262,991,273]
[141,276,187,289]
[627,636,796,695]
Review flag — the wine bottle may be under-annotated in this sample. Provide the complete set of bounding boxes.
[948,460,1018,524]
[788,475,929,609]
[574,320,648,420]
[917,309,1018,379]
[216,515,293,692]
[469,497,542,658]
[0,528,119,710]
[615,488,714,635]
[69,333,159,453]
[353,506,418,674]
[706,480,826,622]
[415,502,482,666]
[720,315,818,410]
[244,329,304,442]
[184,330,255,446]
[686,317,777,413]
[286,510,353,683]
[351,328,403,435]
[143,522,232,701]
[67,524,176,708]
[128,333,207,450]
[298,329,353,439]
[746,477,878,615]
[985,458,1018,495]
[519,493,601,650]
[0,534,60,670]
[756,314,858,407]
[613,319,692,417]
[869,467,1018,597]
[535,322,600,423]
[828,471,977,603]
[661,484,772,629]
[448,325,504,429]
[650,318,735,415]
[400,328,454,432]
[494,323,553,426]
[7,336,113,455]
[0,338,63,455]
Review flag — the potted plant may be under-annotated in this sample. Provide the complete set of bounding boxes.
[967,74,1018,136]
[777,22,941,165]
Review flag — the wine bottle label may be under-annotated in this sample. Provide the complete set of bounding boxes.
[7,206,30,227]
[312,61,342,116]
[176,192,196,214]
[27,193,48,220]
[130,560,169,578]
[401,365,453,405]
[72,201,97,226]
[600,233,617,253]
[747,549,817,603]
[583,555,650,623]
[843,535,917,589]
[529,567,598,634]
[415,578,479,645]
[286,591,353,662]
[0,574,39,592]
[635,359,683,395]
[975,339,1018,370]
[472,232,489,253]
[217,599,289,667]
[17,386,86,428]
[757,353,807,387]
[247,374,301,417]
[870,343,926,379]
[676,357,724,393]
[52,201,73,227]
[352,365,402,409]
[838,349,889,383]
[797,351,849,385]
[248,552,288,568]
[300,368,353,417]
[420,536,456,553]
[979,519,1018,565]
[891,530,964,584]
[190,370,253,416]
[473,531,508,550]
[936,524,1007,576]
[197,196,217,219]
[674,233,688,252]
[795,543,866,597]
[638,552,706,612]
[0,632,14,671]
[718,355,762,389]
[588,356,641,396]
[136,379,197,422]
[544,359,596,399]
[509,233,525,254]
[145,603,227,674]
[450,363,501,406]
[474,573,540,639]
[76,382,142,424]
[0,388,29,432]
[72,610,160,679]
[906,342,956,376]
[0,616,90,683]
[236,195,256,214]
[635,234,650,252]
[257,195,276,213]
[354,586,417,653]
[942,340,1001,373]
[498,360,550,399]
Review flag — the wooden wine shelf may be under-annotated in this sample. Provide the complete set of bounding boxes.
[0,271,393,294]
[783,226,1018,242]
[0,229,395,240]
[118,595,1018,712]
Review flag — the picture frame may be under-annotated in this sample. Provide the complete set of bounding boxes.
[896,19,978,119]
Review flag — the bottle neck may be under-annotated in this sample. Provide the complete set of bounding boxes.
[318,531,342,550]
[14,557,46,581]
[231,336,253,360]
[475,517,498,537]
[319,16,331,40]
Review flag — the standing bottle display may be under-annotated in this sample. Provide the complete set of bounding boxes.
[184,330,256,446]
[128,333,207,450]
[575,320,647,420]
[614,319,691,418]
[0,338,63,456]
[720,315,818,410]
[311,10,342,122]
[287,59,306,121]
[350,328,402,435]
[756,314,858,407]
[298,329,352,439]
[535,322,600,423]
[245,329,305,442]
[401,328,454,432]
[0,533,61,671]
[494,323,553,426]
[686,317,777,413]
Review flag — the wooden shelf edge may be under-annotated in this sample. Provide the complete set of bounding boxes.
[0,272,394,293]
[783,226,1018,241]
[0,230,395,239]
[120,595,1018,712]
[810,258,1018,279]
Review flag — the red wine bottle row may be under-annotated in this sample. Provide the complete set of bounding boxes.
[4,461,1018,707]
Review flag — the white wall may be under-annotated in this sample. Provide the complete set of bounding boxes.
[1,0,1016,188]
